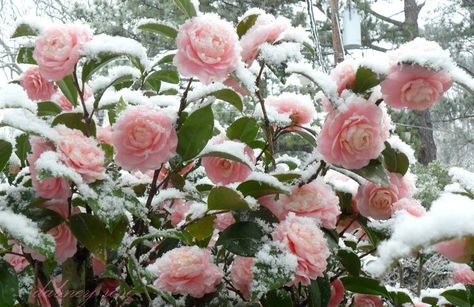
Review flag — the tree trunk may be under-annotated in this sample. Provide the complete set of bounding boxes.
[330,0,344,64]
[403,0,436,164]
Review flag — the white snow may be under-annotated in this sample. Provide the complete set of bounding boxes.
[235,63,256,92]
[246,172,290,194]
[259,42,302,66]
[152,188,185,207]
[449,167,474,193]
[90,66,140,93]
[0,108,59,141]
[187,83,225,102]
[279,26,312,45]
[0,84,37,113]
[12,17,50,36]
[324,169,359,195]
[199,140,255,169]
[367,192,474,276]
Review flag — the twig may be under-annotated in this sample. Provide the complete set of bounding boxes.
[299,160,327,187]
[72,65,89,121]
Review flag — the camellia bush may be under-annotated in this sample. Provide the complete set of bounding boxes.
[1,1,474,306]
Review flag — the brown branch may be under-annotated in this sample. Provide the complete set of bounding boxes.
[355,0,404,27]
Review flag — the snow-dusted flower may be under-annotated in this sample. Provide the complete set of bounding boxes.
[328,279,345,307]
[20,66,57,101]
[452,264,474,284]
[330,60,356,95]
[353,294,383,307]
[214,212,236,231]
[266,93,316,127]
[230,256,254,300]
[436,237,474,263]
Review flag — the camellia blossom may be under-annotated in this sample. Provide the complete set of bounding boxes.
[49,223,77,263]
[112,106,177,172]
[230,256,254,300]
[330,60,356,95]
[214,212,236,231]
[240,13,290,64]
[436,237,474,263]
[381,64,452,110]
[393,197,426,217]
[273,213,329,286]
[20,66,57,101]
[56,126,105,183]
[4,242,29,273]
[33,24,92,81]
[97,126,113,144]
[152,246,223,298]
[452,264,474,284]
[57,91,92,111]
[356,172,415,220]
[168,200,192,227]
[353,294,383,307]
[318,97,389,169]
[201,137,255,185]
[284,180,341,229]
[328,279,345,307]
[28,136,71,199]
[266,93,316,127]
[174,14,241,84]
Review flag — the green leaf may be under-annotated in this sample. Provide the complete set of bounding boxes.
[56,75,78,107]
[272,172,301,182]
[199,150,253,168]
[137,22,177,39]
[237,180,289,198]
[127,258,145,293]
[352,159,389,187]
[421,297,438,305]
[351,67,381,94]
[11,23,40,38]
[37,101,62,116]
[177,104,214,160]
[52,112,96,137]
[237,14,259,38]
[207,186,249,211]
[0,140,12,172]
[308,276,332,307]
[337,249,361,276]
[441,289,471,307]
[213,88,243,111]
[357,216,386,246]
[101,143,114,165]
[16,47,36,64]
[382,142,409,176]
[173,0,197,19]
[130,229,192,247]
[185,215,215,241]
[262,289,293,307]
[389,291,413,306]
[0,260,19,307]
[340,276,389,298]
[158,53,175,65]
[82,54,124,83]
[14,133,30,167]
[226,117,259,144]
[147,70,179,84]
[216,221,264,257]
[294,129,316,147]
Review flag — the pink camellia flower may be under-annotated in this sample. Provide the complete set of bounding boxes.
[168,200,192,227]
[230,256,254,300]
[20,66,57,100]
[49,222,77,263]
[4,242,29,273]
[452,264,474,284]
[353,294,383,307]
[240,13,290,64]
[92,256,106,276]
[27,136,71,199]
[57,91,92,111]
[97,126,113,144]
[112,106,177,172]
[356,172,415,220]
[266,93,316,127]
[56,126,104,183]
[318,97,389,169]
[273,213,329,286]
[330,60,356,95]
[153,246,223,298]
[393,198,426,217]
[436,237,474,263]
[214,212,236,231]
[283,180,340,229]
[329,279,345,307]
[381,64,452,111]
[414,303,430,307]
[258,194,289,220]
[174,14,241,85]
[224,77,250,96]
[201,137,255,185]
[33,24,92,81]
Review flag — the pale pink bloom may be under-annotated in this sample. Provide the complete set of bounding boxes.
[20,66,57,100]
[56,126,105,183]
[169,200,192,227]
[97,125,113,144]
[224,77,249,96]
[318,97,389,169]
[240,14,290,64]
[393,198,426,217]
[22,245,47,262]
[174,14,241,84]
[273,214,329,286]
[201,137,255,185]
[284,180,341,229]
[112,106,177,172]
[153,246,223,298]
[27,136,71,199]
[33,24,92,81]
[49,222,77,263]
[57,91,92,111]
[328,279,345,307]
[214,212,236,231]
[414,303,430,307]
[436,237,474,263]
[356,172,415,220]
[381,64,451,110]
[230,256,254,300]
[4,243,29,273]
[353,294,383,307]
[330,60,356,95]
[92,256,106,276]
[42,198,79,220]
[452,264,474,284]
[266,93,316,127]
[258,194,289,220]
